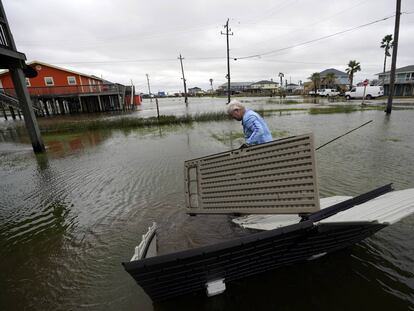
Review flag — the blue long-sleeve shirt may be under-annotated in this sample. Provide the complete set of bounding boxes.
[242,109,273,145]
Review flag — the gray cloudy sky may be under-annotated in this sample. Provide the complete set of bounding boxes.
[4,0,414,93]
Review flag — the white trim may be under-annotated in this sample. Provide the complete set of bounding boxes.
[44,76,54,86]
[67,76,77,85]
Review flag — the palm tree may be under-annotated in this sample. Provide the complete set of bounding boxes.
[309,72,321,94]
[323,72,337,88]
[345,60,361,90]
[209,78,213,91]
[380,34,393,73]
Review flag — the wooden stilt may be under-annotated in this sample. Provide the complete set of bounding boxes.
[1,103,7,120]
[9,106,16,119]
[97,95,103,112]
[43,100,50,116]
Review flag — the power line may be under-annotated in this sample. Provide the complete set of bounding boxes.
[234,14,396,60]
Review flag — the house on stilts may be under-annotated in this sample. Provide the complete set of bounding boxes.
[0,61,141,119]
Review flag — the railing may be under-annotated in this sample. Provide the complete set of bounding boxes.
[0,22,10,48]
[378,76,414,84]
[1,83,127,97]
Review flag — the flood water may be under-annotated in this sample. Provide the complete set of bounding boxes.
[0,97,413,310]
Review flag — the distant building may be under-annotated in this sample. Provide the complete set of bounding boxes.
[250,80,279,90]
[248,80,279,95]
[377,65,414,96]
[286,83,303,94]
[319,68,348,87]
[188,87,204,95]
[217,82,253,94]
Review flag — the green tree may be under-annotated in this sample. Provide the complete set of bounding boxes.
[380,34,393,73]
[345,60,361,90]
[323,72,337,88]
[309,72,321,94]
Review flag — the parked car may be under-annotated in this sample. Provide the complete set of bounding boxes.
[345,86,384,100]
[317,89,340,97]
[308,90,317,96]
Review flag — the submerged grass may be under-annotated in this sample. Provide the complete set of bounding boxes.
[39,115,194,134]
[38,111,233,134]
[34,103,393,134]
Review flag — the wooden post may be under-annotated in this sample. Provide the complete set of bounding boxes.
[9,105,16,119]
[43,100,50,116]
[97,95,103,112]
[9,67,45,153]
[1,103,7,120]
[58,99,65,115]
[78,96,83,113]
[155,98,160,120]
[122,86,126,111]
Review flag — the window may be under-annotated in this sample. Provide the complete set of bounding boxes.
[44,77,54,86]
[406,73,414,81]
[26,78,31,87]
[67,76,76,85]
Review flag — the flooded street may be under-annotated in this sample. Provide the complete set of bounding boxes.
[0,97,413,310]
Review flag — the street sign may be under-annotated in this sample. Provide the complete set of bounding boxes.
[363,79,369,86]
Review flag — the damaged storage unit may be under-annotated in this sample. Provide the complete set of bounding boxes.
[185,133,320,215]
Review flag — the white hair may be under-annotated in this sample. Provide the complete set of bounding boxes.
[226,100,245,114]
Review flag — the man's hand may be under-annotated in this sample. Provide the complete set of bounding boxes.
[239,143,250,149]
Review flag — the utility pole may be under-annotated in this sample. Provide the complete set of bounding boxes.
[178,54,188,105]
[279,72,284,89]
[221,18,233,104]
[130,79,134,109]
[385,0,401,115]
[146,73,152,102]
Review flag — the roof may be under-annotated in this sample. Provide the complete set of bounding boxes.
[319,68,347,77]
[219,82,254,87]
[377,65,414,75]
[251,80,278,85]
[0,60,104,81]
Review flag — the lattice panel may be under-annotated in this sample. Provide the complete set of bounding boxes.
[184,133,320,214]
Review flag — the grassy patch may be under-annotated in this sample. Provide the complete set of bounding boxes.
[308,105,384,115]
[37,112,235,134]
[381,137,402,142]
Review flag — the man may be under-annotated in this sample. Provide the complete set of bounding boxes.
[227,100,272,146]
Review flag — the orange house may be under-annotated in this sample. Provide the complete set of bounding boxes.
[0,61,141,114]
[0,60,104,96]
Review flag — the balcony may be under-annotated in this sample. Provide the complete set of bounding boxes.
[1,83,127,98]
